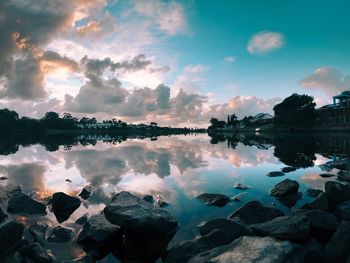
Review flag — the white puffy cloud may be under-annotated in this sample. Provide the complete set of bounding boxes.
[247,31,285,55]
[299,67,350,97]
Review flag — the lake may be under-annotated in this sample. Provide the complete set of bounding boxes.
[0,132,347,262]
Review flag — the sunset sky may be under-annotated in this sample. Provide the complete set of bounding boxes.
[0,0,349,126]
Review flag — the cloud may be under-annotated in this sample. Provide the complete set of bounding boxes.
[173,64,209,94]
[224,57,235,64]
[247,31,285,55]
[299,67,350,97]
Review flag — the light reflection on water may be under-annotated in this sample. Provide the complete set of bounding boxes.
[0,133,343,261]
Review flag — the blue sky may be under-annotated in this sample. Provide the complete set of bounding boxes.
[0,0,349,125]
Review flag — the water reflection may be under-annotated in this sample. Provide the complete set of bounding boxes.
[1,132,350,261]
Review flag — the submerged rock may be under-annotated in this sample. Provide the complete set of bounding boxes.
[7,192,46,215]
[47,226,74,243]
[49,192,81,223]
[233,182,249,190]
[29,222,48,246]
[325,181,350,209]
[281,167,297,173]
[266,171,285,177]
[270,179,299,197]
[188,236,297,263]
[18,242,54,263]
[0,220,24,257]
[228,200,284,224]
[196,193,231,207]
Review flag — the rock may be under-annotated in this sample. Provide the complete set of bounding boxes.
[65,179,72,183]
[142,195,154,203]
[157,201,169,207]
[325,181,350,209]
[47,226,74,242]
[77,213,122,250]
[188,236,297,263]
[104,191,178,237]
[29,222,48,246]
[251,214,311,241]
[270,179,299,197]
[7,192,46,215]
[232,193,246,202]
[198,218,252,240]
[48,192,81,223]
[319,173,335,178]
[267,171,285,177]
[301,192,329,210]
[75,213,89,225]
[281,167,297,173]
[324,221,350,262]
[0,206,8,223]
[196,193,231,207]
[325,160,350,170]
[0,220,24,257]
[228,200,284,224]
[305,188,324,197]
[78,186,92,200]
[233,182,249,190]
[337,170,350,182]
[166,229,231,263]
[18,242,54,263]
[0,176,8,180]
[276,192,302,208]
[335,200,350,220]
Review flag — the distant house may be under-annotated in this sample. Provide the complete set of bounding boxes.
[251,113,273,122]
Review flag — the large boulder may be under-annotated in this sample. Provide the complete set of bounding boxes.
[104,191,178,237]
[7,192,46,215]
[47,226,74,243]
[0,206,8,223]
[228,200,284,224]
[324,221,350,262]
[324,160,350,170]
[18,242,54,263]
[266,171,285,177]
[325,181,350,209]
[270,179,299,197]
[281,167,297,173]
[301,192,329,210]
[48,192,81,223]
[188,236,297,263]
[335,200,350,220]
[77,213,122,250]
[29,222,48,246]
[0,220,24,257]
[196,193,231,207]
[251,214,311,241]
[198,218,252,240]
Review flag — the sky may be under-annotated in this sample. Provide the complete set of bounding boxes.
[0,0,350,127]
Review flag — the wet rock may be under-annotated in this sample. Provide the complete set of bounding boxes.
[166,229,231,263]
[196,193,231,207]
[325,160,350,170]
[78,186,92,200]
[270,179,299,197]
[325,181,350,209]
[232,192,246,202]
[301,192,329,210]
[142,195,154,203]
[233,182,249,190]
[188,236,297,263]
[324,221,350,262]
[228,200,284,224]
[29,222,48,246]
[77,213,122,250]
[281,167,297,173]
[335,200,350,221]
[198,218,252,240]
[0,220,24,257]
[337,170,350,182]
[18,242,54,263]
[7,192,46,215]
[276,192,302,208]
[0,206,8,223]
[49,192,81,223]
[47,226,74,242]
[251,214,311,241]
[266,171,285,177]
[305,188,324,197]
[319,173,335,178]
[157,200,169,207]
[75,213,89,225]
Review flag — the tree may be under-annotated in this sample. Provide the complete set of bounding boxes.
[273,93,316,128]
[44,112,59,120]
[209,118,226,129]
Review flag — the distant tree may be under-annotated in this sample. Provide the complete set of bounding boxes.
[273,93,316,128]
[150,122,158,127]
[44,112,59,120]
[0,108,19,130]
[209,118,226,129]
[227,114,239,126]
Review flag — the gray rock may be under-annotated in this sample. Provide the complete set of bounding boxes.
[166,229,231,263]
[104,191,178,237]
[324,221,350,262]
[324,160,350,170]
[7,192,46,215]
[18,242,54,263]
[77,213,121,249]
[0,220,24,257]
[335,200,350,221]
[196,193,231,207]
[305,188,324,197]
[281,167,297,173]
[198,218,252,241]
[337,170,350,182]
[267,171,285,177]
[228,200,284,224]
[49,192,81,223]
[270,179,299,197]
[75,213,89,225]
[47,226,74,242]
[188,236,297,263]
[325,181,350,209]
[301,192,329,210]
[0,206,8,223]
[29,222,48,246]
[275,192,302,208]
[319,173,335,178]
[251,214,311,241]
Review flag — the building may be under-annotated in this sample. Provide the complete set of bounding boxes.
[251,113,274,122]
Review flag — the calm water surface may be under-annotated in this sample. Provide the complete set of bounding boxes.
[0,133,345,262]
